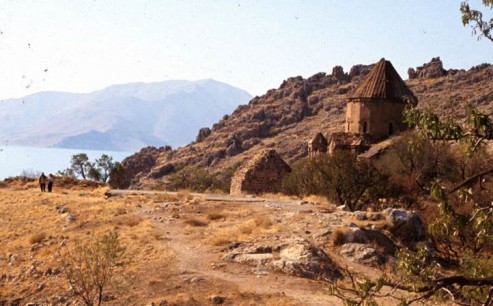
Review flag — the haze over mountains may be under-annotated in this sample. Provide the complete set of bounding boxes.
[0,80,252,151]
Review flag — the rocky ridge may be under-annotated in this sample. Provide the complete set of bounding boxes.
[121,58,493,189]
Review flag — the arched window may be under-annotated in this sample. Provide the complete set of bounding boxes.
[389,122,394,135]
[362,121,367,134]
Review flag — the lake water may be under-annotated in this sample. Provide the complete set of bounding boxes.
[0,145,132,179]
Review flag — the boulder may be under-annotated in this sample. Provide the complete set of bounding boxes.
[340,243,384,266]
[148,163,175,179]
[407,68,417,79]
[331,66,347,81]
[384,208,427,246]
[195,127,211,143]
[223,237,341,282]
[272,238,341,281]
[210,296,226,304]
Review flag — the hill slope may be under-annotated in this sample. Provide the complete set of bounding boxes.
[120,58,493,189]
[0,80,252,151]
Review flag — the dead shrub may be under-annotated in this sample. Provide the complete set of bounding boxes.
[113,207,127,216]
[29,232,46,244]
[238,216,272,235]
[332,228,349,246]
[211,231,235,246]
[254,215,273,228]
[207,212,226,221]
[114,215,143,227]
[184,218,208,227]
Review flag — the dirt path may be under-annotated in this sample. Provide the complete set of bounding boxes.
[137,196,342,305]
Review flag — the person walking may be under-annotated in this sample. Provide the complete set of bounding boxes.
[47,174,54,192]
[39,172,47,192]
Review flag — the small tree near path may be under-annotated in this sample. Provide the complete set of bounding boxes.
[62,231,126,306]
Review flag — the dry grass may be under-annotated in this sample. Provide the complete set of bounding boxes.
[114,207,127,216]
[332,228,349,246]
[92,186,111,196]
[184,218,209,227]
[206,212,226,221]
[153,192,180,202]
[176,190,194,201]
[211,215,277,246]
[303,194,333,206]
[260,192,298,200]
[114,214,143,227]
[0,182,342,305]
[29,232,46,244]
[0,185,173,305]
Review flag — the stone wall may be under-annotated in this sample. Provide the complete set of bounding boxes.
[308,132,328,158]
[230,149,291,195]
[345,99,407,140]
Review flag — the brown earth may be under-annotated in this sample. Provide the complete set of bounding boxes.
[121,57,493,190]
[1,179,425,305]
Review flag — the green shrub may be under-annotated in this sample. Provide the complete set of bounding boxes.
[282,152,390,211]
[168,166,232,193]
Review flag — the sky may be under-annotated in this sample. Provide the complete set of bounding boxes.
[0,0,491,99]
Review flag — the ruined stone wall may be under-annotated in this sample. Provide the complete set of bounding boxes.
[345,99,406,139]
[230,150,291,195]
[308,133,328,158]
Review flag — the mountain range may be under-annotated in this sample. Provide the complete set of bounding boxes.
[0,80,252,151]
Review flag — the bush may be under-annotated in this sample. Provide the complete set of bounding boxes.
[108,162,127,189]
[62,231,126,306]
[168,166,231,193]
[376,131,461,195]
[282,152,391,211]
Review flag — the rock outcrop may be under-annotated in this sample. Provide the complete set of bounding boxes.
[408,57,447,79]
[196,127,211,143]
[120,146,171,188]
[223,237,342,282]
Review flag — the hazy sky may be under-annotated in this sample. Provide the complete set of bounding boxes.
[0,0,491,99]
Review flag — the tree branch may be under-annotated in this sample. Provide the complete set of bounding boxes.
[447,167,493,195]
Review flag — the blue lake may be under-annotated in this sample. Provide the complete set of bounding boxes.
[0,145,132,179]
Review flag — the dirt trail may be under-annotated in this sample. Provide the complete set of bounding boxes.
[138,197,342,305]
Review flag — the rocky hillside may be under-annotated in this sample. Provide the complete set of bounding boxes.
[122,58,493,189]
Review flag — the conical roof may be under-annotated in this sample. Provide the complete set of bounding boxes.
[349,58,416,102]
[308,132,328,145]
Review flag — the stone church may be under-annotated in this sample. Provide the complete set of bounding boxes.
[230,58,417,195]
[310,58,417,156]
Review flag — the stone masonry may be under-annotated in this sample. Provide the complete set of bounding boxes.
[230,149,291,195]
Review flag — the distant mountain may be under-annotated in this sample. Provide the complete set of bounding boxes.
[0,79,252,151]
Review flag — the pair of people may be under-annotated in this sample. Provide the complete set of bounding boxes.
[38,173,54,192]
